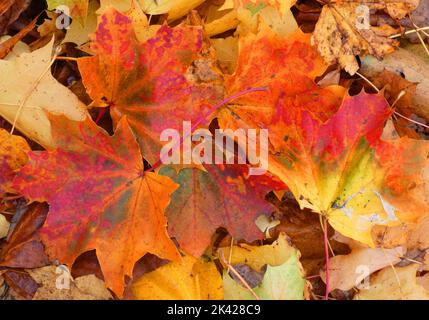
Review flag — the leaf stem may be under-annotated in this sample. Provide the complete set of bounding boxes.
[410,20,429,58]
[323,216,330,301]
[393,111,429,129]
[219,251,261,300]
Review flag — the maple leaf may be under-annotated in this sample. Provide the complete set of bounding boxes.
[269,91,429,246]
[98,0,159,43]
[360,45,429,135]
[160,165,286,257]
[13,116,180,296]
[132,253,223,300]
[320,246,404,292]
[214,19,428,246]
[235,0,298,36]
[78,8,223,164]
[0,38,88,148]
[216,26,345,196]
[369,69,420,139]
[29,266,112,300]
[354,264,429,300]
[62,0,98,46]
[312,0,420,74]
[219,233,307,300]
[0,129,30,195]
[217,25,345,137]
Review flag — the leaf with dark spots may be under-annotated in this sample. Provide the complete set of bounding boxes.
[230,263,266,288]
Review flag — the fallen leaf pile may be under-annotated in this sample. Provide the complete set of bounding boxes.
[0,0,429,301]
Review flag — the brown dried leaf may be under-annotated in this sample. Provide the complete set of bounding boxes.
[312,0,419,74]
[28,266,112,300]
[361,45,429,129]
[0,203,49,269]
[369,70,420,139]
[320,246,404,292]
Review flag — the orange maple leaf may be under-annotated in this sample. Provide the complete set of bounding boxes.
[13,116,180,296]
[78,8,223,164]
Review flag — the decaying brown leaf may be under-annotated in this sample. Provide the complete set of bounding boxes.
[361,46,429,133]
[312,0,419,74]
[28,266,112,300]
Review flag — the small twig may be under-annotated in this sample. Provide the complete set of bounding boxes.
[355,72,429,130]
[393,111,429,129]
[319,214,335,256]
[356,72,380,92]
[227,237,234,272]
[55,56,79,62]
[390,90,406,108]
[389,26,429,39]
[219,251,261,300]
[399,256,423,265]
[381,247,404,299]
[410,19,429,58]
[414,27,429,57]
[323,216,330,301]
